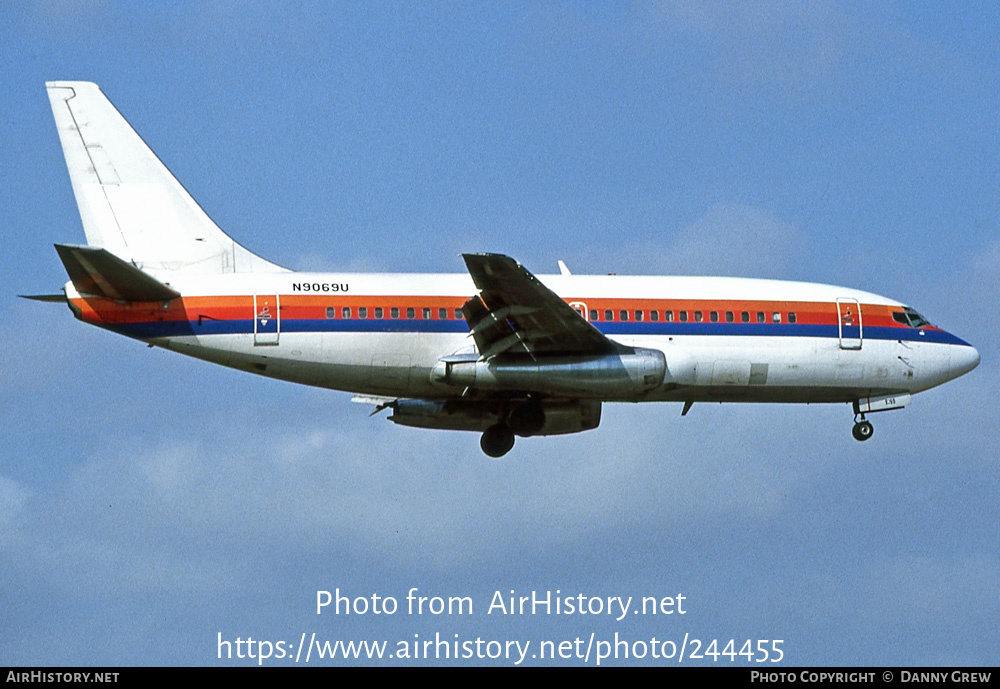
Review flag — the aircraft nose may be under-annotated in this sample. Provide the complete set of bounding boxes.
[951,344,981,378]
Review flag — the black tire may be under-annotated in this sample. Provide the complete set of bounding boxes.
[852,421,874,442]
[481,424,515,457]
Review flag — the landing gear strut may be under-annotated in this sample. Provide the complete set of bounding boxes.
[852,414,874,442]
[480,423,515,457]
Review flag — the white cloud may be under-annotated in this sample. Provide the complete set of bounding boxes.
[594,203,806,277]
[665,204,805,277]
[868,554,1000,616]
[1,396,827,594]
[636,0,852,95]
[0,475,29,530]
[854,552,1000,665]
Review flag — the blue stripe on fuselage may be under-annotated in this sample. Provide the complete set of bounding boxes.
[103,318,972,347]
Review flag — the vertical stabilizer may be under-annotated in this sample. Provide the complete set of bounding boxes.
[46,81,287,275]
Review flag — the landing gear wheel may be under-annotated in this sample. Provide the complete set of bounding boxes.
[852,420,874,442]
[480,424,515,458]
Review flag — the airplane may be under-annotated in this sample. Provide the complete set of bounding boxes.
[29,81,980,458]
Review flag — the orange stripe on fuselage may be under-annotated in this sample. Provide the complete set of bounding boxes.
[68,294,934,333]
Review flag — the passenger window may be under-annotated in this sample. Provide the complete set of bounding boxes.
[694,311,703,322]
[679,311,688,322]
[438,308,447,320]
[756,311,765,323]
[375,307,383,319]
[605,309,613,321]
[665,310,674,322]
[710,311,719,323]
[422,307,430,319]
[635,310,643,322]
[590,309,598,321]
[772,312,781,323]
[725,311,734,323]
[326,307,336,319]
[342,307,351,319]
[406,307,415,319]
[390,307,399,319]
[741,311,750,323]
[620,310,629,321]
[454,308,464,320]
[359,307,368,319]
[788,312,796,324]
[650,310,659,322]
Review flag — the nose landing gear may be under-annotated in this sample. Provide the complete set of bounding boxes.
[852,414,874,441]
[849,394,909,442]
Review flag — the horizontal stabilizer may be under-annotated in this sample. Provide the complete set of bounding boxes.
[54,244,180,302]
[18,294,67,303]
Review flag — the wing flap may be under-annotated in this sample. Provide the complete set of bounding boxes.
[461,253,617,358]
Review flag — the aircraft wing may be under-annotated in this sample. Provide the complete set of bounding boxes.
[461,253,618,359]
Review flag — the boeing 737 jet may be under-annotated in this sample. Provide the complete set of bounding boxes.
[31,82,980,457]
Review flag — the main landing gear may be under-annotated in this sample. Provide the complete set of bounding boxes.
[852,414,874,442]
[479,399,546,458]
[481,423,515,458]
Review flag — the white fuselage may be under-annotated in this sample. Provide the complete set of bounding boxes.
[65,270,980,406]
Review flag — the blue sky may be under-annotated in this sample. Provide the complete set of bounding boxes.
[2,1,997,666]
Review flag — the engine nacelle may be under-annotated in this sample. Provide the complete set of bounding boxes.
[388,398,602,436]
[430,348,666,398]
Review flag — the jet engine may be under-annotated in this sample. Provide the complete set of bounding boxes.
[430,348,666,398]
[388,398,602,438]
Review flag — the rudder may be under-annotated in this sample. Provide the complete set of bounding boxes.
[46,81,286,276]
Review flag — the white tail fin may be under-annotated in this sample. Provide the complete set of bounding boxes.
[46,81,287,275]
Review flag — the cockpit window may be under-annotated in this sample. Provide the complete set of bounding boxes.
[892,307,931,329]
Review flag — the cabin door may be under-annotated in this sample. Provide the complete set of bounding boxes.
[836,298,862,350]
[254,294,280,346]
